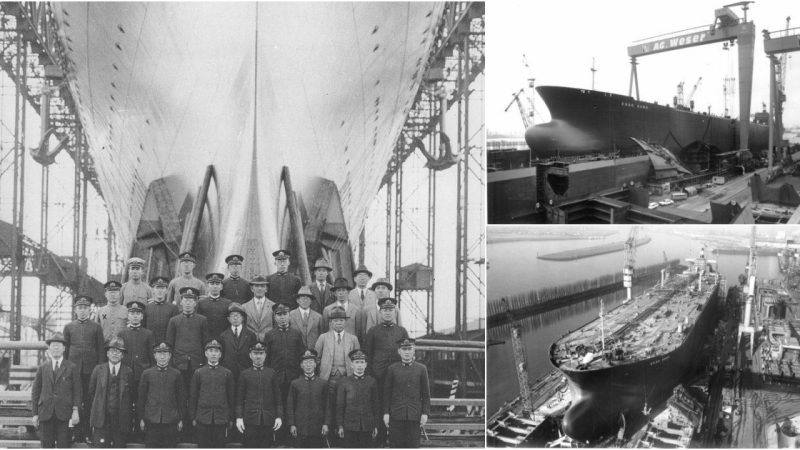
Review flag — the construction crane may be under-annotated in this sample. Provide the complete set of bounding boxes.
[687,76,703,110]
[502,298,534,417]
[674,81,685,108]
[504,54,538,132]
[623,227,639,304]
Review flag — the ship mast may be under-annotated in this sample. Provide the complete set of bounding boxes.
[503,298,534,416]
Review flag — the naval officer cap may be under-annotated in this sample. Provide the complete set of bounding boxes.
[104,280,122,291]
[204,339,223,351]
[153,342,172,353]
[371,278,393,291]
[150,276,170,287]
[46,332,68,345]
[348,349,367,361]
[397,338,416,348]
[249,275,270,285]
[272,303,292,315]
[301,349,318,361]
[74,295,93,307]
[105,337,127,352]
[127,257,146,268]
[179,287,200,299]
[378,298,398,309]
[272,249,291,260]
[250,342,267,353]
[225,254,244,265]
[127,301,146,313]
[205,273,225,283]
[178,252,197,263]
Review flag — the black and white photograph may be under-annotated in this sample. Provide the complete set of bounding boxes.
[0,2,485,448]
[488,0,800,224]
[487,224,800,447]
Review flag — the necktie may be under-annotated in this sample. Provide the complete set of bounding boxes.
[234,327,239,338]
[360,290,365,301]
[112,366,117,377]
[55,361,59,372]
[337,333,342,344]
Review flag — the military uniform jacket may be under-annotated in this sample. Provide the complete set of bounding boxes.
[32,359,82,422]
[97,303,129,341]
[197,295,232,339]
[120,281,153,306]
[308,281,333,312]
[358,300,401,343]
[314,330,359,380]
[288,308,322,350]
[264,326,305,380]
[219,327,258,381]
[336,374,379,432]
[266,272,303,308]
[236,366,283,426]
[63,319,105,375]
[88,363,134,429]
[190,364,235,425]
[118,326,155,382]
[286,375,329,437]
[242,297,274,341]
[166,275,205,305]
[364,323,409,379]
[166,313,209,370]
[221,276,252,304]
[143,301,179,345]
[138,365,186,424]
[383,361,431,421]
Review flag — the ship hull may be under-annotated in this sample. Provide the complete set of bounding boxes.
[526,86,769,160]
[52,2,445,276]
[552,283,719,442]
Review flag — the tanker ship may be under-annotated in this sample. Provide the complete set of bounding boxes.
[526,85,770,164]
[549,249,721,442]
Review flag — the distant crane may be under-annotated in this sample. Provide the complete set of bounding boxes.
[503,54,537,132]
[623,227,639,304]
[590,57,598,90]
[674,82,685,108]
[686,76,703,110]
[503,298,534,417]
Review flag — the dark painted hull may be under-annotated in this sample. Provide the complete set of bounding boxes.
[526,86,769,158]
[551,283,719,442]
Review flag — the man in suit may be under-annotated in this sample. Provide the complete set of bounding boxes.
[286,350,329,448]
[166,287,209,393]
[143,276,178,344]
[190,339,235,449]
[266,250,303,308]
[88,337,135,448]
[349,264,376,310]
[315,307,359,447]
[197,273,232,340]
[63,295,104,444]
[288,287,322,350]
[383,339,431,448]
[222,254,252,304]
[235,342,283,448]
[358,277,401,343]
[137,342,186,448]
[336,349,379,448]
[219,303,258,383]
[322,278,361,335]
[308,258,334,312]
[242,275,274,341]
[32,332,82,448]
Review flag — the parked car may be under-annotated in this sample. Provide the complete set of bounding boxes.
[648,202,659,209]
[659,199,674,206]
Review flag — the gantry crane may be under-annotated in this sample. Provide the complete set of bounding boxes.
[623,227,639,304]
[763,16,799,169]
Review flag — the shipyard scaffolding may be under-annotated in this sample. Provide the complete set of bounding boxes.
[0,3,118,372]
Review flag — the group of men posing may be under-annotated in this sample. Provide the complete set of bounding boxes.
[31,250,431,448]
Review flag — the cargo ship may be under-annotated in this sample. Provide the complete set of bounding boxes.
[526,86,769,168]
[549,249,721,442]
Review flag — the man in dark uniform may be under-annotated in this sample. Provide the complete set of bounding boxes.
[264,303,305,445]
[166,287,209,393]
[190,339,235,449]
[143,276,178,344]
[219,303,258,383]
[383,338,430,448]
[308,258,334,312]
[266,250,303,308]
[336,349,379,448]
[32,332,82,448]
[88,337,134,448]
[235,342,283,448]
[63,295,104,444]
[364,297,409,446]
[138,342,186,448]
[197,273,232,339]
[287,350,329,448]
[118,300,155,438]
[222,254,252,303]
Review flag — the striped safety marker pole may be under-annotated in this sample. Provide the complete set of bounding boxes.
[447,379,459,412]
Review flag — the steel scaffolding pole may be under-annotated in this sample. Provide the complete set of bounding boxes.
[393,143,404,309]
[10,33,27,362]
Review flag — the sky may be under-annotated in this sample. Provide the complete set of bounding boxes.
[487,0,800,137]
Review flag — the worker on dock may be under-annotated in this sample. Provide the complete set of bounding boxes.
[32,332,82,449]
[88,337,134,448]
[222,254,253,304]
[197,273,232,340]
[166,252,206,305]
[189,339,235,449]
[286,350,329,448]
[364,297,408,446]
[143,276,178,345]
[359,278,400,342]
[309,258,335,312]
[219,302,258,384]
[322,278,361,335]
[266,250,303,309]
[383,338,430,449]
[137,342,186,448]
[336,349,379,448]
[166,287,209,394]
[242,275,275,341]
[63,295,104,444]
[289,287,323,351]
[349,264,374,309]
[97,281,128,341]
[264,303,304,445]
[235,341,283,448]
[120,257,153,306]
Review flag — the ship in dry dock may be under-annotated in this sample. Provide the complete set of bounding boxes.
[549,249,721,442]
